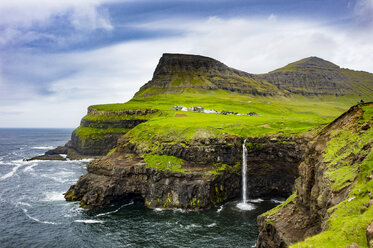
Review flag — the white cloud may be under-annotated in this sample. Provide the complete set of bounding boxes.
[354,0,373,26]
[0,0,118,31]
[1,16,373,127]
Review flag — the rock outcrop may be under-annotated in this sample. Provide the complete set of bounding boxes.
[65,153,241,209]
[256,103,373,247]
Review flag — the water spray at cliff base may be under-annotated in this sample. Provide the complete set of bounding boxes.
[236,139,256,211]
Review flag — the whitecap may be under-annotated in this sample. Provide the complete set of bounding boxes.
[207,223,217,227]
[217,205,224,213]
[154,208,163,211]
[184,224,202,230]
[236,202,256,211]
[74,219,104,224]
[0,163,24,180]
[40,171,75,183]
[42,191,65,201]
[23,163,37,172]
[32,146,56,150]
[173,208,189,213]
[60,154,67,159]
[22,209,59,225]
[95,201,133,217]
[17,202,32,207]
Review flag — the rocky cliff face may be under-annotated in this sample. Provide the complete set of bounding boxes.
[245,136,308,198]
[65,133,307,210]
[65,153,241,210]
[256,103,373,247]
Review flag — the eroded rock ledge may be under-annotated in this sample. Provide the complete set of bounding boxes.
[65,154,240,209]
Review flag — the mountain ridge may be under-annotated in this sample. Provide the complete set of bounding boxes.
[135,53,373,98]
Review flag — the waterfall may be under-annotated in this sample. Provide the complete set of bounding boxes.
[236,139,255,211]
[242,139,247,203]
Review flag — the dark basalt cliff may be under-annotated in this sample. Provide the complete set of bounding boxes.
[65,135,307,210]
[65,154,241,210]
[256,103,373,247]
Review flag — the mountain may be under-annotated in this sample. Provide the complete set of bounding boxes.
[136,54,373,98]
[136,53,280,97]
[261,56,373,96]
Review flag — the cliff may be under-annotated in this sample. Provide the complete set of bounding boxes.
[65,134,308,209]
[257,102,373,247]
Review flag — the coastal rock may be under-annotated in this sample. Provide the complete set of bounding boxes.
[65,154,240,209]
[26,154,66,161]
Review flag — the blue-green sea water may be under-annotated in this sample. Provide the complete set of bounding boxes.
[0,128,279,248]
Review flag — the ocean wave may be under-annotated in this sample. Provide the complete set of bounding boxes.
[184,224,202,230]
[0,163,24,180]
[23,163,38,173]
[206,223,217,227]
[42,191,65,201]
[22,208,59,225]
[74,219,104,224]
[17,202,32,207]
[96,201,134,217]
[172,208,189,213]
[40,170,75,183]
[32,146,56,150]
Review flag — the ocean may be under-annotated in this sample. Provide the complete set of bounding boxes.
[0,128,279,248]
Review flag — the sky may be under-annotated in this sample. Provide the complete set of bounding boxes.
[0,0,373,128]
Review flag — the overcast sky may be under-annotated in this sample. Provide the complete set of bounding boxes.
[0,0,372,128]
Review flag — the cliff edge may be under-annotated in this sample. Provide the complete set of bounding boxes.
[257,102,373,247]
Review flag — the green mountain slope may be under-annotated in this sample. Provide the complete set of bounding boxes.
[261,56,373,97]
[70,53,373,157]
[135,53,282,97]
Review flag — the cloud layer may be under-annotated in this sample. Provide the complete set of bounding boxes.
[0,1,372,127]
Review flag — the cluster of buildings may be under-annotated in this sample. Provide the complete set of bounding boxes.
[173,106,261,116]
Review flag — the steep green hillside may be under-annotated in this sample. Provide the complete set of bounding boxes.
[69,54,373,157]
[257,103,373,248]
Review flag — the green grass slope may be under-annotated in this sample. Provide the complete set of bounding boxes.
[72,54,373,155]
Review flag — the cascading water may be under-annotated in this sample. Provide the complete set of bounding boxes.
[237,139,255,210]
